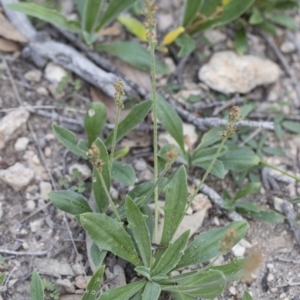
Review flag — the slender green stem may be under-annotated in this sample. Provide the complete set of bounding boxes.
[261,160,300,182]
[109,105,121,171]
[98,171,121,222]
[149,38,159,243]
[186,138,227,213]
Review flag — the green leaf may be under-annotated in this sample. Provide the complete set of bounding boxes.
[84,102,107,147]
[181,0,203,27]
[153,230,190,276]
[113,147,130,160]
[195,159,225,179]
[234,182,260,201]
[98,280,146,300]
[257,21,278,35]
[82,0,104,43]
[105,100,152,147]
[234,201,260,213]
[163,270,225,299]
[274,0,299,10]
[282,121,300,133]
[7,3,80,33]
[52,124,87,158]
[126,196,152,268]
[90,243,106,267]
[175,34,196,58]
[170,292,194,300]
[0,254,3,264]
[92,138,111,212]
[157,94,185,152]
[220,147,260,170]
[96,42,169,74]
[234,26,247,55]
[81,212,141,266]
[161,166,189,245]
[249,7,264,25]
[263,147,285,156]
[30,270,44,300]
[82,266,105,300]
[118,16,147,41]
[0,273,5,286]
[74,0,85,17]
[142,282,161,300]
[177,221,248,269]
[243,290,253,300]
[49,190,92,215]
[290,198,300,204]
[197,127,223,149]
[209,259,245,281]
[112,161,136,186]
[265,12,296,30]
[246,209,285,223]
[135,266,151,280]
[192,145,228,162]
[96,0,138,30]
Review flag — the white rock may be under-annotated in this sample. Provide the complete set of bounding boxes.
[26,200,36,211]
[30,219,43,233]
[192,193,211,212]
[204,29,226,45]
[280,41,296,53]
[56,278,75,294]
[274,197,284,213]
[36,86,49,96]
[39,181,52,200]
[133,158,147,171]
[0,202,3,222]
[33,258,74,278]
[45,62,67,83]
[14,137,29,151]
[239,238,252,248]
[140,169,153,181]
[267,273,275,282]
[24,69,42,82]
[157,13,174,31]
[199,51,281,94]
[110,186,119,199]
[229,286,237,295]
[0,109,29,150]
[72,263,85,275]
[75,275,87,289]
[68,163,91,179]
[232,243,245,258]
[0,163,34,191]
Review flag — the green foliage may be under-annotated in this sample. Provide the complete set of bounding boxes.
[42,279,61,300]
[8,0,138,44]
[243,290,254,300]
[30,270,44,300]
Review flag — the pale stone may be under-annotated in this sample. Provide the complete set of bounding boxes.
[45,62,67,83]
[24,69,42,82]
[30,219,43,233]
[192,193,210,212]
[232,243,245,258]
[280,41,296,53]
[39,181,52,200]
[33,258,74,278]
[204,29,226,45]
[199,51,281,94]
[75,275,87,289]
[0,202,3,222]
[26,200,36,211]
[69,163,91,179]
[133,158,147,171]
[274,197,285,213]
[36,86,49,96]
[14,137,29,151]
[72,263,85,275]
[229,286,237,295]
[0,163,34,191]
[0,110,29,150]
[267,273,275,282]
[56,278,75,294]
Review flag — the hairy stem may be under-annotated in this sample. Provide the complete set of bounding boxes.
[109,105,121,171]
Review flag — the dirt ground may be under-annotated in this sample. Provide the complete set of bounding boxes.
[1,2,300,300]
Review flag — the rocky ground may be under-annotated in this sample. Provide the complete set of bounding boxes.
[1,1,300,300]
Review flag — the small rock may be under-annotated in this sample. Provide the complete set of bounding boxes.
[44,146,52,157]
[199,51,281,94]
[39,181,52,200]
[36,86,49,96]
[204,29,226,45]
[14,137,29,151]
[133,159,147,171]
[33,258,74,278]
[26,200,36,211]
[280,41,296,53]
[157,13,174,31]
[229,286,237,296]
[75,275,87,289]
[267,273,275,282]
[0,163,34,191]
[56,278,75,294]
[105,265,126,289]
[0,109,29,150]
[274,197,284,213]
[110,186,119,199]
[30,219,43,233]
[69,163,91,179]
[0,202,3,222]
[45,62,67,83]
[22,242,29,250]
[192,193,210,212]
[213,216,220,226]
[139,169,153,181]
[232,243,245,258]
[72,263,85,275]
[239,238,252,248]
[24,69,42,82]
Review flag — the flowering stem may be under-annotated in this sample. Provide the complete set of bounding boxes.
[109,105,121,171]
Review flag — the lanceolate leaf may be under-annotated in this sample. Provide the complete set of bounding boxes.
[210,259,245,281]
[197,127,223,149]
[0,273,5,286]
[96,0,138,30]
[194,159,225,179]
[105,100,152,147]
[92,138,111,213]
[243,290,254,300]
[96,42,169,74]
[112,161,136,186]
[118,16,147,41]
[234,182,260,201]
[182,0,204,27]
[126,196,152,268]
[282,121,300,133]
[152,230,190,276]
[30,270,44,300]
[157,94,185,152]
[90,243,106,267]
[52,124,87,158]
[161,166,189,245]
[84,102,107,147]
[175,33,196,58]
[80,213,141,266]
[7,3,80,33]
[142,282,161,300]
[177,221,248,269]
[82,266,105,300]
[170,292,194,300]
[49,190,92,215]
[98,280,146,300]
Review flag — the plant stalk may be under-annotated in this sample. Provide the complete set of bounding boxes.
[109,105,121,171]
